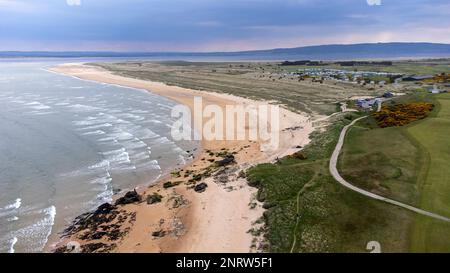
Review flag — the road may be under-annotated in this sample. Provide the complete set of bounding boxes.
[329,116,450,222]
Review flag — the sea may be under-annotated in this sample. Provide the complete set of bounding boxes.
[0,60,199,253]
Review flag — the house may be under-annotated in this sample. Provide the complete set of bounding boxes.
[427,85,441,94]
[356,97,385,110]
[402,75,434,82]
[382,92,394,98]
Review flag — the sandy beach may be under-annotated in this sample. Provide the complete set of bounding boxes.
[49,63,314,253]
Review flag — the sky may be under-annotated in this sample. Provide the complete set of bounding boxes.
[0,0,449,52]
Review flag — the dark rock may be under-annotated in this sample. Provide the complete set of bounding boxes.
[96,203,115,214]
[216,155,236,167]
[53,246,68,253]
[91,231,108,240]
[62,203,118,237]
[192,173,203,181]
[194,183,208,193]
[115,190,141,205]
[152,230,166,238]
[81,243,116,253]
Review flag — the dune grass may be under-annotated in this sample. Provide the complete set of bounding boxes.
[247,115,415,252]
[92,61,385,115]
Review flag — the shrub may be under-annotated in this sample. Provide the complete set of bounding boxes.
[163,181,182,189]
[373,102,434,128]
[147,193,163,204]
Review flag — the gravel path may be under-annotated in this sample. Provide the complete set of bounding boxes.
[329,116,450,222]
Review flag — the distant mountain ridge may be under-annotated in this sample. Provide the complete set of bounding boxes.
[1,42,450,60]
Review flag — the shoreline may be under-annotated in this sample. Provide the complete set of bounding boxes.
[49,63,315,253]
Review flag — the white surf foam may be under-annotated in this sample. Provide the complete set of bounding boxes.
[7,216,19,222]
[89,176,113,185]
[78,123,113,131]
[2,198,22,210]
[8,237,17,253]
[11,205,56,253]
[82,130,106,136]
[67,104,99,112]
[96,188,113,204]
[26,101,52,110]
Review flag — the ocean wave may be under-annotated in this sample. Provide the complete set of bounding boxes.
[8,237,17,253]
[178,154,187,165]
[88,159,111,170]
[11,205,56,253]
[96,188,113,204]
[26,101,52,110]
[157,103,174,110]
[78,123,113,131]
[0,198,22,219]
[137,160,161,170]
[2,198,22,210]
[130,110,149,114]
[134,129,158,140]
[123,139,148,150]
[143,119,163,124]
[25,111,56,116]
[91,148,132,169]
[132,151,151,161]
[72,119,102,126]
[96,137,118,144]
[108,131,134,141]
[54,102,70,106]
[116,113,145,121]
[89,176,112,185]
[154,136,172,144]
[66,104,100,112]
[81,130,106,136]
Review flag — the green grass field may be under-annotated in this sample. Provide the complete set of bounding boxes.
[339,92,450,252]
[247,114,416,252]
[408,94,450,252]
[96,61,450,252]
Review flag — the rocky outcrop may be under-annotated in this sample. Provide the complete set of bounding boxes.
[216,155,236,167]
[194,183,208,193]
[115,189,141,205]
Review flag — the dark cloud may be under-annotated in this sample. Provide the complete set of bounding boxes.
[0,0,448,51]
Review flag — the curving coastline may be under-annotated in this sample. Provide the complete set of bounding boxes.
[49,63,315,253]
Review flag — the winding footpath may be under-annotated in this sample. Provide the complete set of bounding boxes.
[329,116,450,222]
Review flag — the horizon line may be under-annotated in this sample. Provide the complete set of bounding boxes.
[1,41,450,54]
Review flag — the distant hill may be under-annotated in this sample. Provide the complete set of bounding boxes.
[235,42,450,60]
[1,42,450,60]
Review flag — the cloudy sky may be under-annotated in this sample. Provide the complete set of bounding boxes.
[0,0,449,51]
